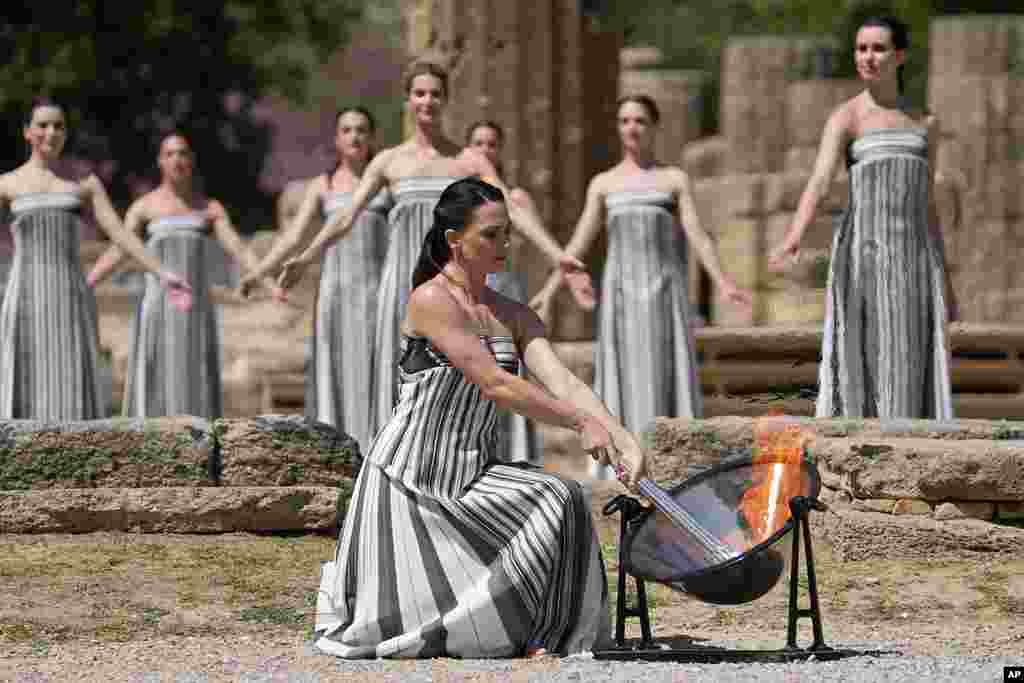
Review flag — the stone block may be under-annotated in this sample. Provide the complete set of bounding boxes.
[714,218,763,290]
[0,417,214,490]
[821,507,1024,561]
[683,136,726,178]
[852,498,896,514]
[216,415,360,487]
[933,501,996,521]
[786,79,861,147]
[815,437,1024,502]
[0,486,343,534]
[997,502,1024,520]
[757,287,826,325]
[893,499,933,516]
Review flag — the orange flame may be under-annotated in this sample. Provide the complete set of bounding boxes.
[739,413,813,544]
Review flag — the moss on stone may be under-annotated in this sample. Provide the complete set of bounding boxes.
[335,480,355,528]
[0,425,209,489]
[0,445,112,489]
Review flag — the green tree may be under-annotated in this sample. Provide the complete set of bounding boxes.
[0,0,362,230]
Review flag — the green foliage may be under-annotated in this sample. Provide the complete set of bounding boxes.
[238,605,304,626]
[0,0,363,228]
[0,428,208,489]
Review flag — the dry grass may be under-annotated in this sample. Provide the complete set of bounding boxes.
[0,533,336,648]
[2,531,1023,658]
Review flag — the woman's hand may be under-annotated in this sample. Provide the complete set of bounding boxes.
[576,413,614,467]
[767,237,801,272]
[237,273,259,299]
[558,255,597,311]
[159,271,194,313]
[718,279,754,308]
[277,255,311,291]
[613,442,648,494]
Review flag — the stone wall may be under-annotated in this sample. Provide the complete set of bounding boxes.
[0,416,358,534]
[645,416,1024,560]
[928,16,1024,323]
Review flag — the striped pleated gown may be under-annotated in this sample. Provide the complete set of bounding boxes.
[592,190,702,478]
[310,189,391,449]
[370,177,457,440]
[123,213,221,418]
[314,334,609,658]
[0,192,102,419]
[487,266,541,466]
[817,127,953,419]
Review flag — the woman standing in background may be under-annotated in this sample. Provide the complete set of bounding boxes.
[0,98,191,420]
[88,132,267,419]
[532,95,751,478]
[251,107,391,449]
[768,16,955,419]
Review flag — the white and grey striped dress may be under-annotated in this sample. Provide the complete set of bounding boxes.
[0,192,102,419]
[309,188,392,449]
[487,267,542,466]
[816,128,953,419]
[122,212,221,418]
[314,333,609,658]
[592,189,701,478]
[370,176,457,440]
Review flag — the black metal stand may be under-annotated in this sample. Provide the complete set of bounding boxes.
[785,495,829,652]
[594,493,890,663]
[603,495,656,650]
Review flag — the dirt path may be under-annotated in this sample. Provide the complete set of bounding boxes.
[1,532,1021,681]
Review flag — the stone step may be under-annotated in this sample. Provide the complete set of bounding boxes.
[0,485,346,534]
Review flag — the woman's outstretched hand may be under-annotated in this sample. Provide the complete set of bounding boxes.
[558,255,596,311]
[159,271,194,313]
[718,279,754,309]
[767,238,801,272]
[237,273,259,300]
[277,255,311,291]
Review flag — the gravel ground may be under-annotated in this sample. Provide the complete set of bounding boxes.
[3,630,1021,682]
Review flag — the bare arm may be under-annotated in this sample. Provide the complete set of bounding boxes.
[505,188,564,266]
[294,153,388,265]
[246,176,328,282]
[409,283,591,431]
[86,200,146,286]
[207,200,277,292]
[531,176,605,308]
[82,176,169,276]
[769,108,850,268]
[676,169,752,306]
[517,308,647,487]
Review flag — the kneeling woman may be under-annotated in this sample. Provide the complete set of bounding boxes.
[314,177,647,659]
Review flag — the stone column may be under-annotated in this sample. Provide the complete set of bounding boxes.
[928,16,1024,323]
